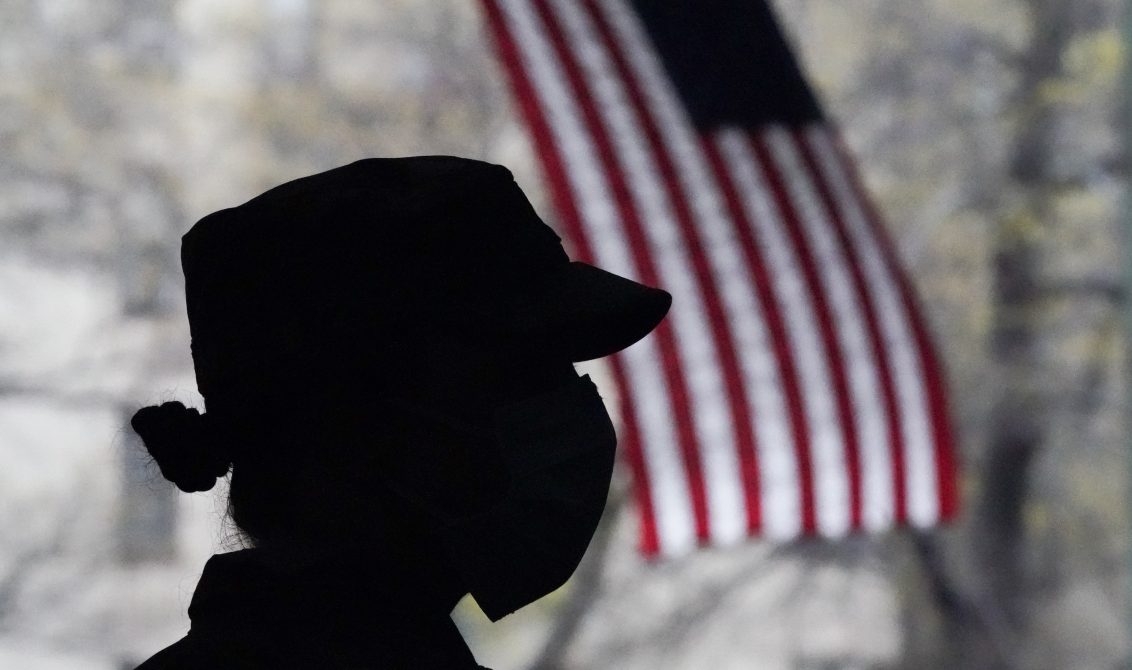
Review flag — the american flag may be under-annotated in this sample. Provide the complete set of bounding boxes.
[480,0,959,557]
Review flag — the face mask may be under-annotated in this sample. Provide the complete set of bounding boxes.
[376,373,617,621]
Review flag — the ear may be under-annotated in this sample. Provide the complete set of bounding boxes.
[351,393,511,523]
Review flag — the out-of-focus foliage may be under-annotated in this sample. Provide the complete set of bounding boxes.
[0,1,1123,669]
[778,1,1127,668]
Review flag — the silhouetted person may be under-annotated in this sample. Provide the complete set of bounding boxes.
[129,157,671,669]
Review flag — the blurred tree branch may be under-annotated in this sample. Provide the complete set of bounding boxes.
[527,471,630,670]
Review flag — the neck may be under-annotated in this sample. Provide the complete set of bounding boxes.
[249,533,467,614]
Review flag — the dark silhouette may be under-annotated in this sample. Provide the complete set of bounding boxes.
[129,157,671,669]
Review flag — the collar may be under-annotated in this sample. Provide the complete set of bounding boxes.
[186,549,482,668]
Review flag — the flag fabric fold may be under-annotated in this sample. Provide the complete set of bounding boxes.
[480,0,958,557]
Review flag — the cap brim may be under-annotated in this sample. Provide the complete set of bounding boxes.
[542,262,672,362]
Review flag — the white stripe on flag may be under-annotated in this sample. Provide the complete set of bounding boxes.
[714,127,843,537]
[796,125,896,530]
[590,0,803,543]
[497,0,699,553]
[764,126,889,537]
[805,126,939,526]
[548,0,747,547]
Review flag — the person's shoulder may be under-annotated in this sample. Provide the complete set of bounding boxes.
[132,636,194,669]
[132,633,235,669]
[132,628,492,669]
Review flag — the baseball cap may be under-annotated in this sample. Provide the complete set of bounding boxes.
[181,156,671,402]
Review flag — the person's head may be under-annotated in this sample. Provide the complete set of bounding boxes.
[131,157,670,604]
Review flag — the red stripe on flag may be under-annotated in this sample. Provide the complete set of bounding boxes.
[581,0,763,535]
[700,135,816,534]
[829,132,959,521]
[529,0,712,542]
[605,353,661,549]
[480,0,664,553]
[749,130,862,532]
[791,127,905,527]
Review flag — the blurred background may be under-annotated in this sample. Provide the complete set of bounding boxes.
[0,0,1125,668]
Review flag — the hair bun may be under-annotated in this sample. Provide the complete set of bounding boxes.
[131,401,230,493]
